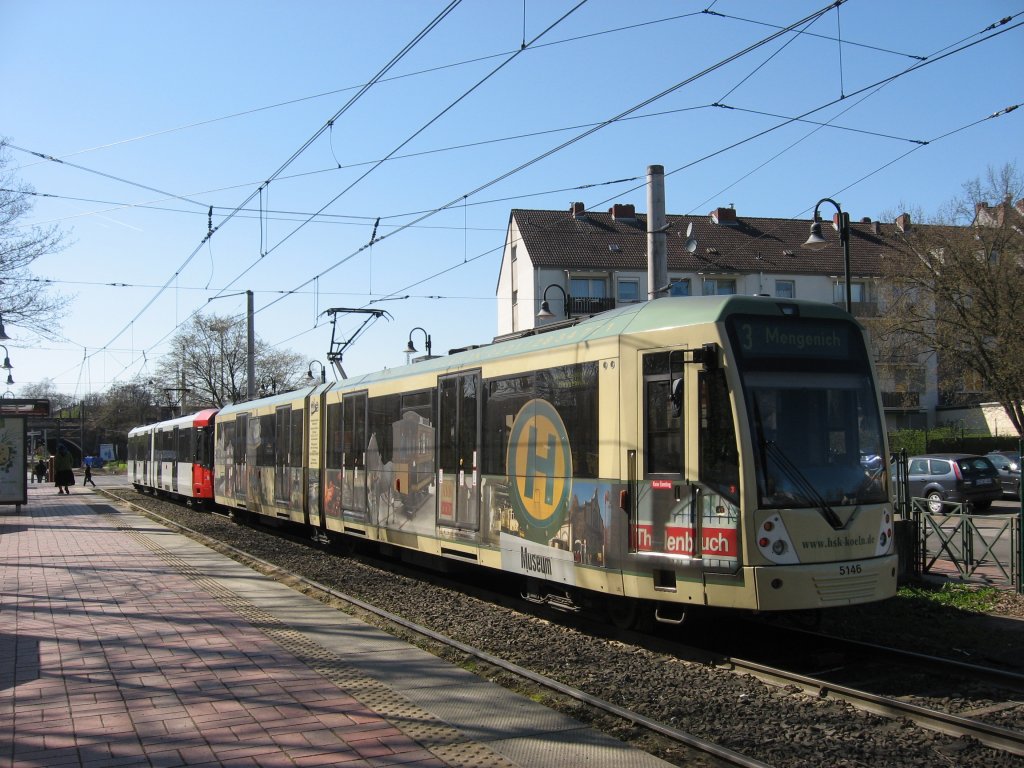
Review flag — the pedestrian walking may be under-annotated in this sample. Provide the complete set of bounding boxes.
[35,458,47,484]
[54,446,74,495]
[83,457,97,487]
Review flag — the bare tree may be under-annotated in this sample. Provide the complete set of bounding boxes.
[153,313,307,407]
[876,164,1024,435]
[0,141,71,337]
[18,377,77,413]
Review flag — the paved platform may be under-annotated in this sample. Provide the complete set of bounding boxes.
[0,484,675,768]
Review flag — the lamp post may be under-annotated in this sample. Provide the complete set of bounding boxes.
[207,290,255,400]
[404,327,432,360]
[803,198,852,314]
[307,360,326,384]
[536,284,569,321]
[0,345,13,385]
[0,314,10,341]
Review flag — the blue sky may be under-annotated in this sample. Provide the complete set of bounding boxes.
[3,0,1022,398]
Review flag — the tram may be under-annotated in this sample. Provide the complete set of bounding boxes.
[128,408,218,504]
[137,296,898,624]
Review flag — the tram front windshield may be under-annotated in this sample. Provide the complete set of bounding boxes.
[727,314,888,509]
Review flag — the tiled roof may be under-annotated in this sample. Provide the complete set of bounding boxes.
[511,207,915,277]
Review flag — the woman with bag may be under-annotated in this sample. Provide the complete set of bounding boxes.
[54,446,74,495]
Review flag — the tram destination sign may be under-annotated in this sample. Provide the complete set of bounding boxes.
[729,316,856,361]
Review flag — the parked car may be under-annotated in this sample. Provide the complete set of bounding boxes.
[985,451,1021,499]
[906,453,1002,513]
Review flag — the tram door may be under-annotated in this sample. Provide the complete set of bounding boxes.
[305,387,326,531]
[437,371,480,530]
[632,350,698,558]
[233,414,248,502]
[342,391,368,519]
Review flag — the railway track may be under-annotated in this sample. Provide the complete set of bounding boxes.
[99,486,1024,768]
[98,488,760,768]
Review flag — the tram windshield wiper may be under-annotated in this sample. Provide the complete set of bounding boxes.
[763,441,844,530]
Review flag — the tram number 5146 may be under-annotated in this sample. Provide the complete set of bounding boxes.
[838,563,863,576]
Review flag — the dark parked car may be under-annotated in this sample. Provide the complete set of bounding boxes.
[986,451,1021,499]
[906,453,1002,513]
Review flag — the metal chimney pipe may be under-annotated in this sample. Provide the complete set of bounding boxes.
[647,164,667,300]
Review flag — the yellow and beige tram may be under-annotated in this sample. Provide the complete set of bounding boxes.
[203,295,897,625]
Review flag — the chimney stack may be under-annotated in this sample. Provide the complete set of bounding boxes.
[610,203,636,220]
[570,201,585,219]
[710,206,738,226]
[895,212,912,233]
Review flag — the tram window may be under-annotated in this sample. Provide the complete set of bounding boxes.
[290,409,303,467]
[220,422,234,463]
[234,415,248,467]
[644,352,683,476]
[196,427,213,469]
[274,408,291,468]
[482,364,598,478]
[325,402,343,470]
[699,368,739,502]
[537,363,598,478]
[646,379,681,474]
[402,390,432,421]
[482,375,533,475]
[342,393,367,470]
[256,413,276,467]
[178,427,192,461]
[369,394,401,465]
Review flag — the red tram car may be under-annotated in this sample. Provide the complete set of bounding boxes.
[128,408,218,505]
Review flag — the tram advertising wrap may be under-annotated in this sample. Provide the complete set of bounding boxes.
[130,296,897,627]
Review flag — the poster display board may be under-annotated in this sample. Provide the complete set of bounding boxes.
[0,416,27,507]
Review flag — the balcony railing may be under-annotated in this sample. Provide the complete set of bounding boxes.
[881,391,920,409]
[834,300,880,317]
[569,296,616,315]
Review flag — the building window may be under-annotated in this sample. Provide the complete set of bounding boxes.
[775,280,795,299]
[570,277,607,298]
[669,278,690,297]
[617,279,640,303]
[702,278,737,296]
[511,244,517,262]
[833,281,866,303]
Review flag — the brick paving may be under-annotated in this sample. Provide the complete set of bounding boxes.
[0,490,453,768]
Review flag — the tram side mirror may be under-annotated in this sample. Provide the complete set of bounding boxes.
[670,378,683,418]
[699,342,719,370]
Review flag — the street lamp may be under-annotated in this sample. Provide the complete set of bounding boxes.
[207,290,255,400]
[307,360,326,383]
[403,327,432,358]
[0,345,13,385]
[536,284,569,320]
[803,198,852,314]
[0,314,10,341]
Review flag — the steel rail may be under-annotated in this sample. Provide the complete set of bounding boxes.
[724,654,1024,756]
[100,488,772,768]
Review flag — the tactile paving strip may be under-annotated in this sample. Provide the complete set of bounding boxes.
[92,505,520,768]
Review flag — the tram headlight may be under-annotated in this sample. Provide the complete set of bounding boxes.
[757,513,799,565]
[875,505,896,556]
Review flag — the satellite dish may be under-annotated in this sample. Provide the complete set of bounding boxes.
[684,222,697,253]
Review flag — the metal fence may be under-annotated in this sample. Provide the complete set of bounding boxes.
[891,447,1023,593]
